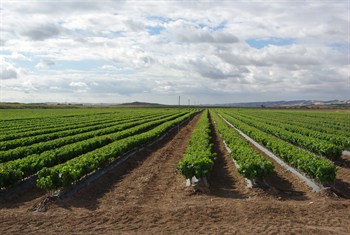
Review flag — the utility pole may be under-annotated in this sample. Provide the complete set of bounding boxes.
[178,96,180,106]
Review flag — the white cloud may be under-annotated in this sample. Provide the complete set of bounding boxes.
[35,59,55,69]
[22,23,64,41]
[0,0,348,104]
[99,65,116,71]
[163,19,239,44]
[69,81,89,93]
[0,60,18,79]
[5,52,30,61]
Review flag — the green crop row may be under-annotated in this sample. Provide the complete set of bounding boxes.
[0,112,170,150]
[0,108,118,121]
[224,111,343,159]
[212,111,274,180]
[0,112,184,163]
[177,110,215,179]
[0,108,177,135]
[232,112,350,149]
[0,116,112,139]
[0,111,121,133]
[218,111,336,184]
[0,111,158,140]
[36,111,196,190]
[0,112,191,188]
[236,109,350,137]
[285,111,350,130]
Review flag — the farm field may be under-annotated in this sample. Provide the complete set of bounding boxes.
[0,107,350,234]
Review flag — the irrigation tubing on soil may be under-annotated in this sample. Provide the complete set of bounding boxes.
[218,113,323,193]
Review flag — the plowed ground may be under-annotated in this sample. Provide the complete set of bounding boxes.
[0,114,349,234]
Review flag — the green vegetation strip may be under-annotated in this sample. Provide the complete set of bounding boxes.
[0,111,157,139]
[212,111,274,180]
[224,111,343,158]
[0,112,171,150]
[0,111,191,188]
[233,112,350,149]
[218,111,336,184]
[177,110,216,180]
[0,112,182,163]
[237,109,350,137]
[0,111,121,132]
[36,111,195,190]
[285,111,350,130]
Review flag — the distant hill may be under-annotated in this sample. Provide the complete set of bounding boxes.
[118,101,162,106]
[217,100,350,108]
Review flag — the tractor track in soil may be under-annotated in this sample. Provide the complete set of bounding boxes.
[0,112,350,234]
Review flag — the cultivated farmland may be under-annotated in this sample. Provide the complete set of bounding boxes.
[0,107,349,234]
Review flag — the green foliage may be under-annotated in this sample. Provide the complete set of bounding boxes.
[0,165,23,188]
[223,111,344,159]
[230,109,350,140]
[218,110,337,184]
[177,110,215,179]
[0,112,182,163]
[0,111,193,188]
[211,111,274,180]
[35,111,196,190]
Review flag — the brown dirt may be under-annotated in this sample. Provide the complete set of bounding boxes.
[333,155,350,198]
[251,142,318,200]
[1,114,350,234]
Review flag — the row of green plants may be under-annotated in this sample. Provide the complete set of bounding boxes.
[36,111,196,190]
[233,112,350,149]
[0,111,193,188]
[238,109,349,137]
[0,112,185,163]
[177,110,216,180]
[0,111,158,141]
[0,111,121,133]
[212,111,274,180]
[218,111,336,184]
[0,112,171,150]
[0,108,171,134]
[285,111,350,129]
[224,111,343,159]
[257,109,350,126]
[1,117,110,139]
[0,107,121,120]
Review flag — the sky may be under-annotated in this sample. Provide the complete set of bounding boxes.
[0,0,349,105]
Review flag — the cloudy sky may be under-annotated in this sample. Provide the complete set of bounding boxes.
[0,0,349,104]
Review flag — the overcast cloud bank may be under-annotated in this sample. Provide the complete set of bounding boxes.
[0,0,349,104]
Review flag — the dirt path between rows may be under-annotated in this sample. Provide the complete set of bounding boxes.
[0,113,350,234]
[334,155,350,198]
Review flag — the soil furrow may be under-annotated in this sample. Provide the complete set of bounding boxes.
[0,112,350,234]
[208,114,250,199]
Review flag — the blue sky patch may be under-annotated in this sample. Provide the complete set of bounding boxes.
[246,37,295,49]
[57,60,110,71]
[328,43,349,52]
[213,21,226,31]
[146,26,164,35]
[199,20,227,31]
[14,59,37,68]
[147,16,173,23]
[0,50,12,55]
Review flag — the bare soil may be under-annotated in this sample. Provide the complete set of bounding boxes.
[0,114,350,235]
[333,155,350,199]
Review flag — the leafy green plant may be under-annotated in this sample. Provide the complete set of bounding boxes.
[36,111,197,190]
[0,111,192,188]
[223,111,343,159]
[218,110,336,184]
[211,111,274,180]
[177,110,216,180]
